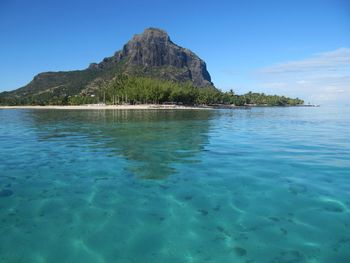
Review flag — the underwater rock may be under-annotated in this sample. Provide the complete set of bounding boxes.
[331,237,350,252]
[217,226,225,232]
[233,246,247,257]
[216,226,231,237]
[198,209,208,216]
[184,195,193,201]
[280,228,288,235]
[0,189,13,197]
[268,216,280,222]
[323,201,344,213]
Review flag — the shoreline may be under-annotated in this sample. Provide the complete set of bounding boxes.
[0,104,214,110]
[0,104,318,110]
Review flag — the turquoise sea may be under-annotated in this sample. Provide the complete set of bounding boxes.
[0,107,349,263]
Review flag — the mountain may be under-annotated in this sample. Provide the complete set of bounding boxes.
[91,28,212,87]
[0,28,213,104]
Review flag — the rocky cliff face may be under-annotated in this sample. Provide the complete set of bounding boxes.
[94,28,212,87]
[0,28,213,102]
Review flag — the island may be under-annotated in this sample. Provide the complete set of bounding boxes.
[0,28,303,107]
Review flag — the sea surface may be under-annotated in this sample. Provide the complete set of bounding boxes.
[0,107,349,263]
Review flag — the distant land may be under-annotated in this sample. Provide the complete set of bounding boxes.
[0,28,303,107]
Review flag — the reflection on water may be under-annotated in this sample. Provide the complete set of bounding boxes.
[30,110,214,179]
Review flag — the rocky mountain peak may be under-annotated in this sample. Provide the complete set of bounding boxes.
[117,27,212,87]
[133,28,170,42]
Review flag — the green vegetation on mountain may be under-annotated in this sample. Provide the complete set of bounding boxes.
[0,74,302,106]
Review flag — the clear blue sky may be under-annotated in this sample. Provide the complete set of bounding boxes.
[0,0,349,103]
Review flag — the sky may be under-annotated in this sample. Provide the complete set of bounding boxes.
[0,0,349,104]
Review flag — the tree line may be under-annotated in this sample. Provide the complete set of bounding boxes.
[70,75,304,106]
[0,75,304,106]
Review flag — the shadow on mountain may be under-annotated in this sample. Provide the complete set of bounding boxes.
[28,109,214,179]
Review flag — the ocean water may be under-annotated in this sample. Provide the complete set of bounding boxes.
[0,107,349,263]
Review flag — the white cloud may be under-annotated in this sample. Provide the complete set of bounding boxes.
[260,48,350,74]
[256,48,350,104]
[296,80,309,85]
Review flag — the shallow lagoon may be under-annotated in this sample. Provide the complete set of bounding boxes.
[0,107,349,262]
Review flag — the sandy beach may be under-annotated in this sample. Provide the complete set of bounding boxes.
[0,104,213,110]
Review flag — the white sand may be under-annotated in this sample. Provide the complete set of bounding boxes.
[0,104,213,110]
